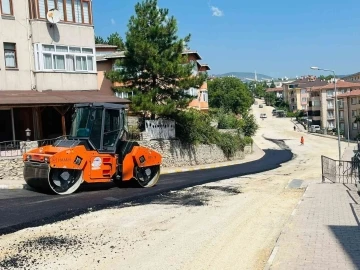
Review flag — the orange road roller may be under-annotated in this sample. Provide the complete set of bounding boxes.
[23,103,162,195]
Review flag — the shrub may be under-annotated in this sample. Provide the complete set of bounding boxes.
[172,109,256,158]
[216,110,242,129]
[172,109,219,145]
[242,114,258,137]
[286,111,297,118]
[243,136,253,145]
[216,132,245,158]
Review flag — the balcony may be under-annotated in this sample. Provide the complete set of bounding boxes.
[327,115,335,120]
[327,106,334,110]
[326,95,334,100]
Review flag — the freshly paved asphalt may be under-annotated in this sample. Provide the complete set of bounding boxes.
[0,148,293,235]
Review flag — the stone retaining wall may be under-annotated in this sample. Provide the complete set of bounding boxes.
[0,140,252,181]
[138,140,252,167]
[0,157,24,180]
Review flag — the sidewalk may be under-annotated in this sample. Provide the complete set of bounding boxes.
[266,182,360,270]
[0,143,265,190]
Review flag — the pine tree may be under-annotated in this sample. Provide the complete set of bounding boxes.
[107,32,125,51]
[105,0,206,117]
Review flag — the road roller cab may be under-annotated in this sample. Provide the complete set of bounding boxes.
[23,103,162,195]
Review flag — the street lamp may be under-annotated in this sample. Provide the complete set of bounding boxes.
[310,66,341,160]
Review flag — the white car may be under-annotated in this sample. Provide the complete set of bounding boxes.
[260,113,267,118]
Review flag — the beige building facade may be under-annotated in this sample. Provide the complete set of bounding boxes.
[309,81,360,133]
[338,90,360,140]
[283,76,327,112]
[0,0,127,142]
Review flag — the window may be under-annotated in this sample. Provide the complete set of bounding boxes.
[115,92,129,99]
[353,122,358,130]
[327,100,334,109]
[1,0,13,15]
[339,110,344,120]
[103,109,121,151]
[338,99,344,109]
[202,91,208,102]
[351,98,357,105]
[327,120,334,129]
[327,112,334,119]
[34,43,95,73]
[184,88,198,97]
[302,98,307,102]
[37,0,92,24]
[313,100,321,107]
[340,123,345,131]
[326,90,334,97]
[4,43,17,68]
[352,110,357,118]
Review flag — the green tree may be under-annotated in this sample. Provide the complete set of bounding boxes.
[107,32,125,50]
[105,0,206,117]
[94,32,125,50]
[208,77,253,115]
[270,80,276,88]
[242,114,258,137]
[264,92,276,106]
[254,83,266,98]
[95,36,106,44]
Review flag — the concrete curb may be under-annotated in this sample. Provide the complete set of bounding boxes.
[0,184,30,190]
[263,183,310,270]
[160,160,248,175]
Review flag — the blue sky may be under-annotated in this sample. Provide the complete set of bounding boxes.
[93,0,360,78]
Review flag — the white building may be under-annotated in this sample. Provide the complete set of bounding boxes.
[0,0,128,142]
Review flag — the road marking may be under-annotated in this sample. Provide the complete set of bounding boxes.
[104,197,120,202]
[291,209,297,216]
[264,246,279,270]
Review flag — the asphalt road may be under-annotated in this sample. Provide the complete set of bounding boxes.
[0,148,292,236]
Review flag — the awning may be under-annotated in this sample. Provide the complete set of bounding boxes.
[0,90,131,107]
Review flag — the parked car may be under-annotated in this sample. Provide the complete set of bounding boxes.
[260,113,267,118]
[310,125,321,132]
[259,104,263,108]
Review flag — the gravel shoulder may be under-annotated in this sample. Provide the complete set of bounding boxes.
[0,99,353,270]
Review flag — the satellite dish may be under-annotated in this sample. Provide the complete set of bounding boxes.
[47,9,61,24]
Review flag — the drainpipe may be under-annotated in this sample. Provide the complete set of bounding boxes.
[25,0,36,91]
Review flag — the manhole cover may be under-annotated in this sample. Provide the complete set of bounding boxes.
[287,179,304,189]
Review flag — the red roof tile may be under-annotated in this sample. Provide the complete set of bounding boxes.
[311,80,360,91]
[338,89,360,98]
[266,88,283,92]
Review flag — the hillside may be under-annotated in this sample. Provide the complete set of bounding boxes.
[215,72,273,82]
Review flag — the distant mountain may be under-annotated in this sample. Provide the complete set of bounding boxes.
[215,72,273,82]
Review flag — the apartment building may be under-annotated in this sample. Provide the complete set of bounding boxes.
[0,0,128,142]
[282,76,327,112]
[342,72,360,82]
[265,87,283,98]
[337,90,360,140]
[309,81,360,131]
[96,47,210,111]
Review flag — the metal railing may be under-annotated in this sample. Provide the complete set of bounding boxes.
[322,155,359,184]
[37,136,67,147]
[0,140,23,157]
